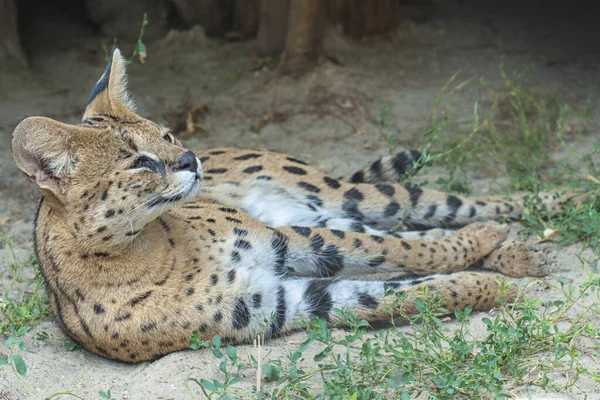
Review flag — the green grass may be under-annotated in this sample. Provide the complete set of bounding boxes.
[379,65,594,195]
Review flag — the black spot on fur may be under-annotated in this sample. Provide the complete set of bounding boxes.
[214,312,223,323]
[243,165,263,174]
[225,216,243,224]
[371,235,384,243]
[234,239,252,250]
[101,190,108,200]
[158,217,170,232]
[207,168,228,174]
[350,170,365,183]
[130,291,153,307]
[232,298,251,329]
[405,186,423,207]
[331,229,345,239]
[298,182,321,193]
[304,280,332,320]
[342,201,363,220]
[234,153,262,161]
[368,256,386,267]
[104,209,115,218]
[313,245,344,277]
[199,156,210,163]
[393,150,421,175]
[257,175,272,180]
[231,251,241,263]
[93,304,105,314]
[344,188,364,202]
[252,293,262,308]
[353,238,362,248]
[210,274,219,285]
[233,227,248,237]
[358,293,379,309]
[307,195,323,207]
[375,184,395,197]
[141,322,157,333]
[219,207,238,214]
[401,241,412,250]
[291,226,312,237]
[186,288,195,296]
[446,195,463,220]
[286,156,309,165]
[424,205,437,220]
[271,231,289,275]
[350,221,365,233]
[270,286,287,333]
[283,166,307,175]
[323,176,341,189]
[311,234,325,250]
[227,270,236,283]
[476,201,487,206]
[369,159,383,179]
[384,202,400,217]
[209,150,226,155]
[468,206,476,218]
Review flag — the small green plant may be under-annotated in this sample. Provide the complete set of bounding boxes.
[102,13,149,65]
[1,325,29,378]
[1,235,50,337]
[99,389,116,400]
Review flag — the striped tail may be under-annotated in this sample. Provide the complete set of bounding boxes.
[343,149,423,184]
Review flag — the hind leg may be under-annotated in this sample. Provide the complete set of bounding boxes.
[276,221,509,278]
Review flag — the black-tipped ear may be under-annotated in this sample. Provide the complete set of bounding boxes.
[83,48,135,119]
[12,117,81,199]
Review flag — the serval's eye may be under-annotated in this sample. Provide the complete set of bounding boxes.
[163,132,175,144]
[129,155,155,170]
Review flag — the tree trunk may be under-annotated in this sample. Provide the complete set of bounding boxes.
[256,0,290,56]
[279,0,325,76]
[232,0,260,38]
[0,0,27,69]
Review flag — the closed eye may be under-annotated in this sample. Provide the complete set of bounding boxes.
[129,155,157,170]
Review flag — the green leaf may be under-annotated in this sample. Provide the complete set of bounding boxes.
[212,336,221,348]
[17,339,25,352]
[12,354,27,376]
[200,379,217,392]
[226,345,237,361]
[16,326,29,337]
[5,337,15,347]
[219,360,227,374]
[64,340,81,351]
[0,357,8,366]
[299,339,312,352]
[262,364,280,382]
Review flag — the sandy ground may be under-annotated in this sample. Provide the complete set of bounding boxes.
[1,1,600,398]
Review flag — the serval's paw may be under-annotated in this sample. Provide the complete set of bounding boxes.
[482,241,546,278]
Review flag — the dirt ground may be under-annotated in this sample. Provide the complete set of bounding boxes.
[1,0,600,399]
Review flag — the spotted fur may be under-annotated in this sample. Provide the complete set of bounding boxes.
[11,49,581,363]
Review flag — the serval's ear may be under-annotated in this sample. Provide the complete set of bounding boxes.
[83,48,135,120]
[12,116,82,200]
